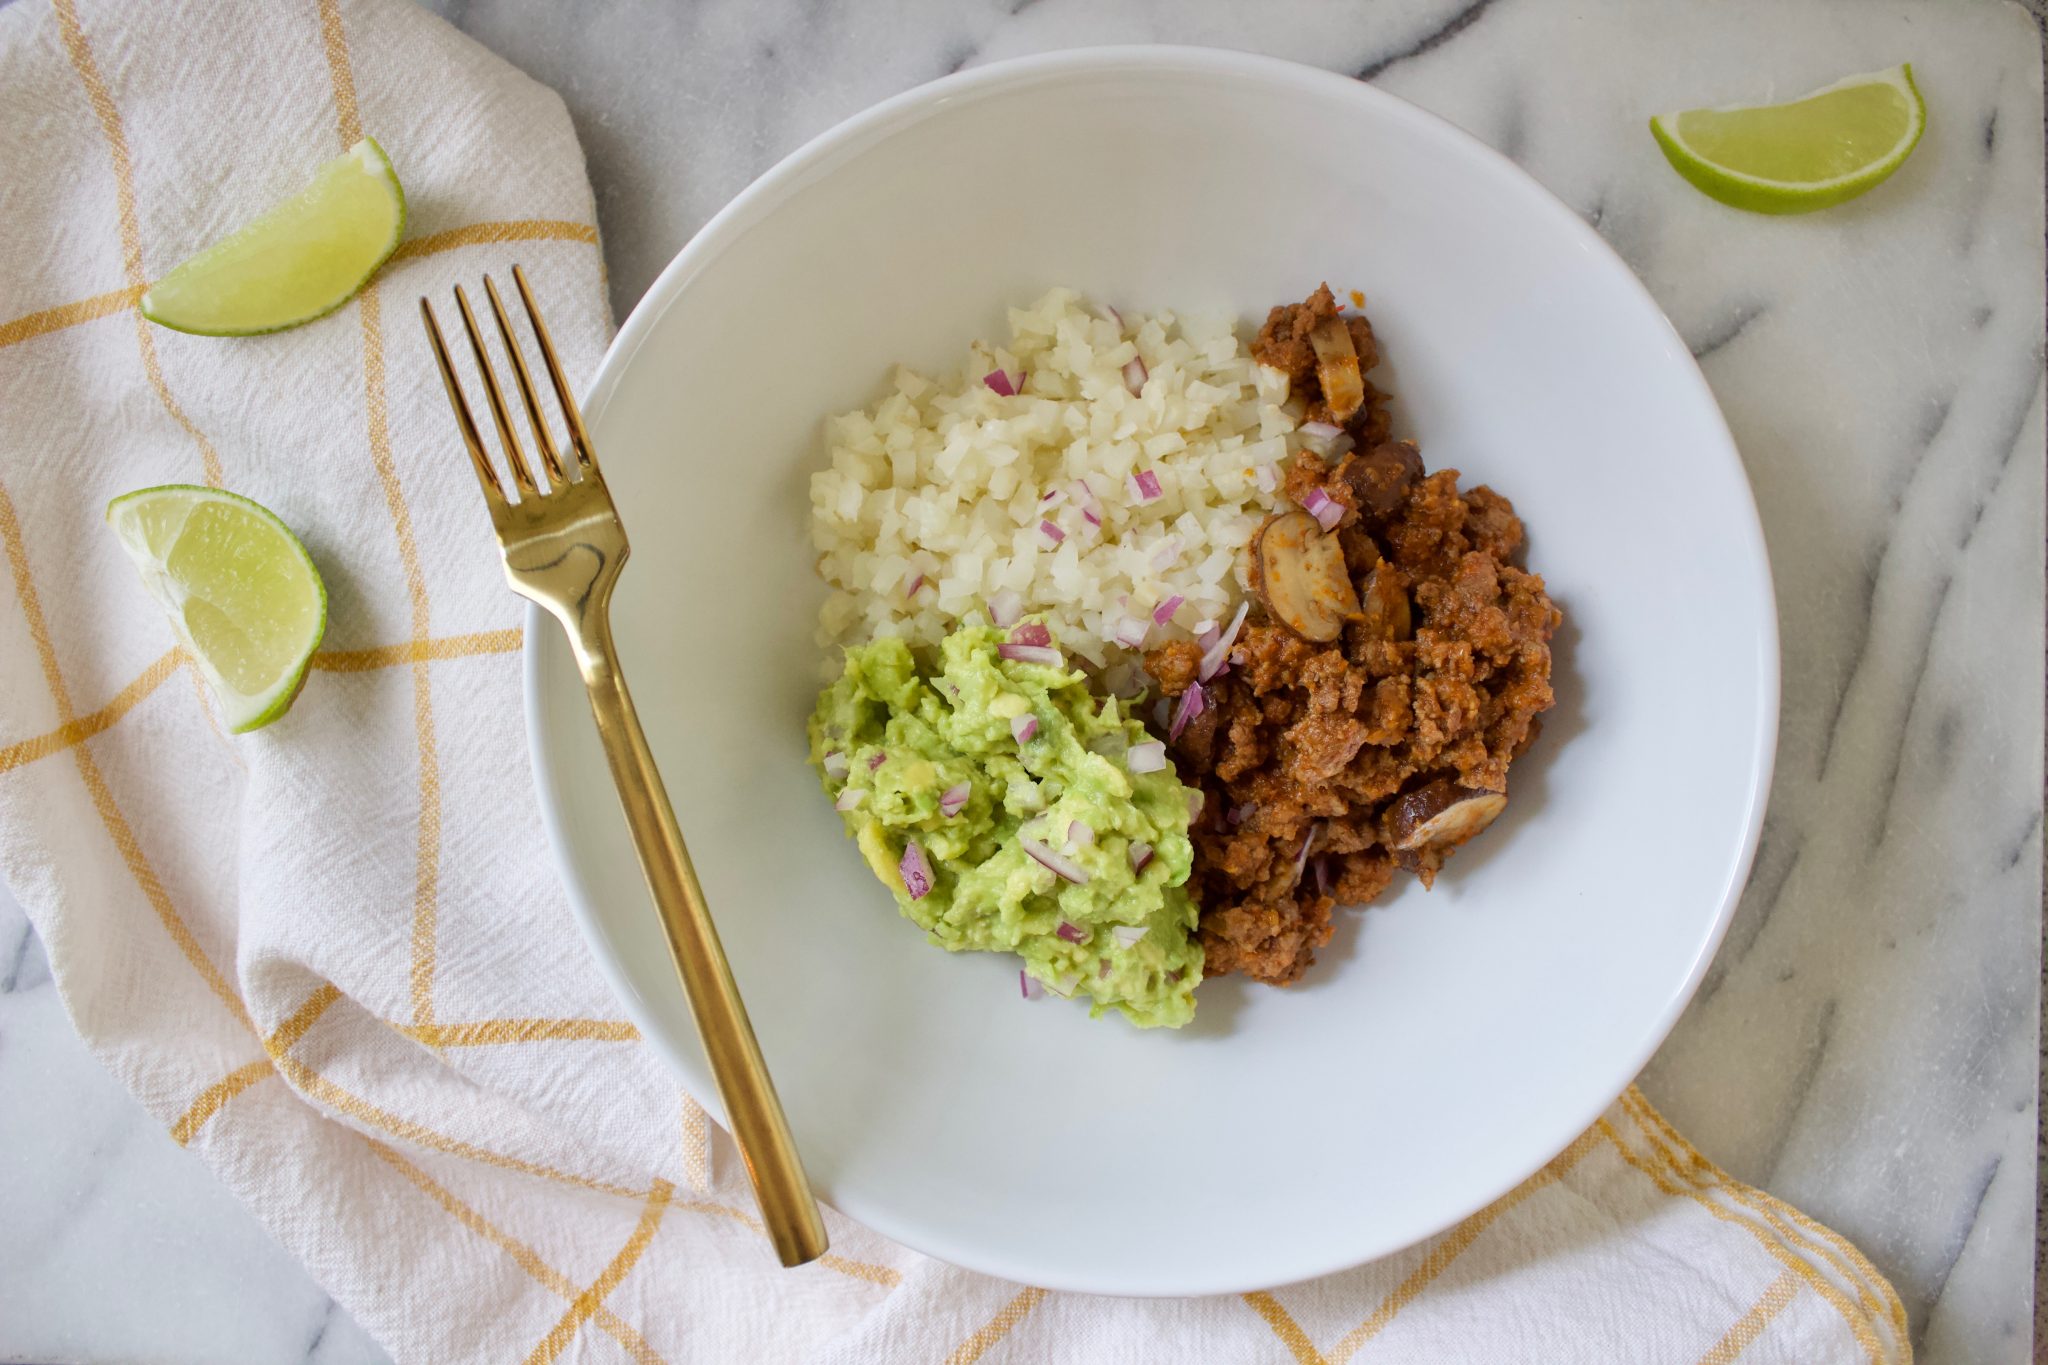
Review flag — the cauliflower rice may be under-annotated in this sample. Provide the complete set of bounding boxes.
[809,288,1306,668]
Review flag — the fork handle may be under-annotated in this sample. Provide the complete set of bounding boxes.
[573,616,827,1266]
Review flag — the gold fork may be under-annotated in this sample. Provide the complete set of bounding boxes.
[420,266,826,1267]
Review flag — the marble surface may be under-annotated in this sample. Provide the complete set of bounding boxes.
[2,1,2041,1361]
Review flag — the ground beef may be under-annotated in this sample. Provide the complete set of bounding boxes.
[1150,292,1561,985]
[1252,282,1393,447]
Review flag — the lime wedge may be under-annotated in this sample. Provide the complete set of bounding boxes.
[107,486,327,732]
[1650,65,1925,214]
[140,138,405,335]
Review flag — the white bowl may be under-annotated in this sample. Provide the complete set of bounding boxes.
[527,46,1777,1295]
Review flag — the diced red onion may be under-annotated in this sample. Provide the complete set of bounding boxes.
[902,570,925,598]
[1293,822,1321,884]
[1055,970,1082,997]
[1126,741,1167,774]
[1228,801,1255,826]
[987,590,1023,628]
[835,788,865,811]
[1169,682,1206,741]
[1299,421,1350,457]
[1073,485,1105,532]
[868,751,887,771]
[900,841,933,900]
[1166,969,1182,984]
[1194,621,1220,652]
[1095,302,1124,330]
[1099,958,1112,978]
[1009,622,1052,648]
[1073,476,1103,520]
[1111,925,1146,949]
[939,782,970,817]
[1010,713,1038,745]
[1068,819,1095,848]
[1198,601,1248,682]
[997,643,1063,668]
[1302,487,1344,532]
[1021,837,1090,884]
[1123,356,1148,396]
[1152,594,1184,626]
[1128,841,1154,873]
[1255,463,1280,494]
[1186,788,1204,820]
[982,369,1017,397]
[1313,854,1332,897]
[1114,617,1149,649]
[822,751,849,780]
[1150,536,1180,572]
[1039,519,1065,546]
[1040,487,1067,508]
[1020,969,1042,1000]
[1056,920,1087,944]
[1128,469,1163,502]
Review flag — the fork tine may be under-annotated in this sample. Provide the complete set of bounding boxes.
[453,283,539,498]
[420,298,509,510]
[482,274,568,487]
[511,264,597,471]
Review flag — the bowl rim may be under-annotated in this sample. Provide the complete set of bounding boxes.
[524,42,1782,1295]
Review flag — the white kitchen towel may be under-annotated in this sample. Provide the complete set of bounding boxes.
[0,1,1910,1361]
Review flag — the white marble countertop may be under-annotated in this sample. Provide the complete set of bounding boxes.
[1,1,2040,1361]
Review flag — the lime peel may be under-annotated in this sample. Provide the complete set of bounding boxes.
[140,138,405,335]
[106,486,328,732]
[1650,64,1925,215]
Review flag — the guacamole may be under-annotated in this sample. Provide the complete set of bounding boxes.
[808,620,1203,1027]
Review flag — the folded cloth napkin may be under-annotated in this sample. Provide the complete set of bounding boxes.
[0,2,1910,1361]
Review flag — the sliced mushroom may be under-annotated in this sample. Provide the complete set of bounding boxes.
[1250,509,1360,643]
[1357,563,1413,642]
[1339,441,1424,521]
[1308,315,1365,422]
[1383,779,1507,853]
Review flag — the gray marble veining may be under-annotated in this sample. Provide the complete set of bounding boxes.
[2,1,2040,1361]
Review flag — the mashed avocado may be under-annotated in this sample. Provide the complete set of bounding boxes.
[808,620,1203,1027]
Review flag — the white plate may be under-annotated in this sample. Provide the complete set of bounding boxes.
[527,47,1777,1296]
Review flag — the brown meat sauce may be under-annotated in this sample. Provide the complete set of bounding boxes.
[1147,288,1562,986]
[1253,282,1393,445]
